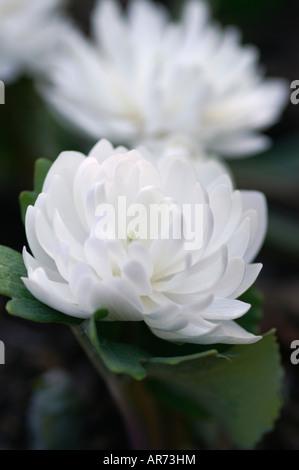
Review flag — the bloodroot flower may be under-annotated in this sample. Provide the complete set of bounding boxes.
[22,139,267,345]
[41,0,288,157]
[0,0,69,83]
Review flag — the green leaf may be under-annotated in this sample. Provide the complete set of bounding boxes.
[77,318,222,381]
[6,297,82,326]
[34,158,53,193]
[19,158,52,224]
[144,331,282,449]
[82,317,151,380]
[0,245,82,326]
[146,380,210,420]
[0,245,31,298]
[76,317,282,447]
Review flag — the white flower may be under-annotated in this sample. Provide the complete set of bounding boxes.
[22,139,267,345]
[41,0,288,158]
[0,0,69,83]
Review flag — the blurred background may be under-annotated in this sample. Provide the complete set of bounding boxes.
[0,0,298,450]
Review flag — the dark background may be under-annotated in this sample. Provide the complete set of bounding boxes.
[0,0,298,449]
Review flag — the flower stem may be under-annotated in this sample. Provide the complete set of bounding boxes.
[71,326,150,449]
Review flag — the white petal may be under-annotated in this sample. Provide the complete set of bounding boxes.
[209,184,233,244]
[51,238,74,281]
[182,0,210,38]
[88,138,122,162]
[52,210,85,261]
[226,216,251,258]
[150,236,186,280]
[212,258,245,297]
[43,150,85,192]
[128,241,153,278]
[35,207,55,258]
[209,133,271,157]
[22,268,86,318]
[202,297,251,320]
[84,237,112,280]
[204,320,261,344]
[22,247,62,282]
[144,303,188,332]
[241,191,267,262]
[166,246,228,294]
[149,313,220,344]
[230,263,262,299]
[45,174,87,242]
[69,263,144,320]
[25,205,56,270]
[122,260,152,296]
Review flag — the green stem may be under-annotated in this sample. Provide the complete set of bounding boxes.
[71,326,150,450]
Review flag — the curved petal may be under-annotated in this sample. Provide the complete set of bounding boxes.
[212,257,245,298]
[241,191,267,262]
[201,297,251,321]
[230,263,262,299]
[203,319,261,344]
[122,259,153,296]
[69,263,144,320]
[22,268,86,318]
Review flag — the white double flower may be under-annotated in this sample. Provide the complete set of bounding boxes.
[41,0,288,158]
[23,139,267,345]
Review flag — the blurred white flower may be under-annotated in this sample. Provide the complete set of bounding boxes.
[0,0,69,83]
[41,0,288,158]
[22,139,267,345]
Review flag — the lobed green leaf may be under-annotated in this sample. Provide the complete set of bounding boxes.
[144,331,282,449]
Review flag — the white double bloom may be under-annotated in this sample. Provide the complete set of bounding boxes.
[41,0,288,158]
[23,139,267,345]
